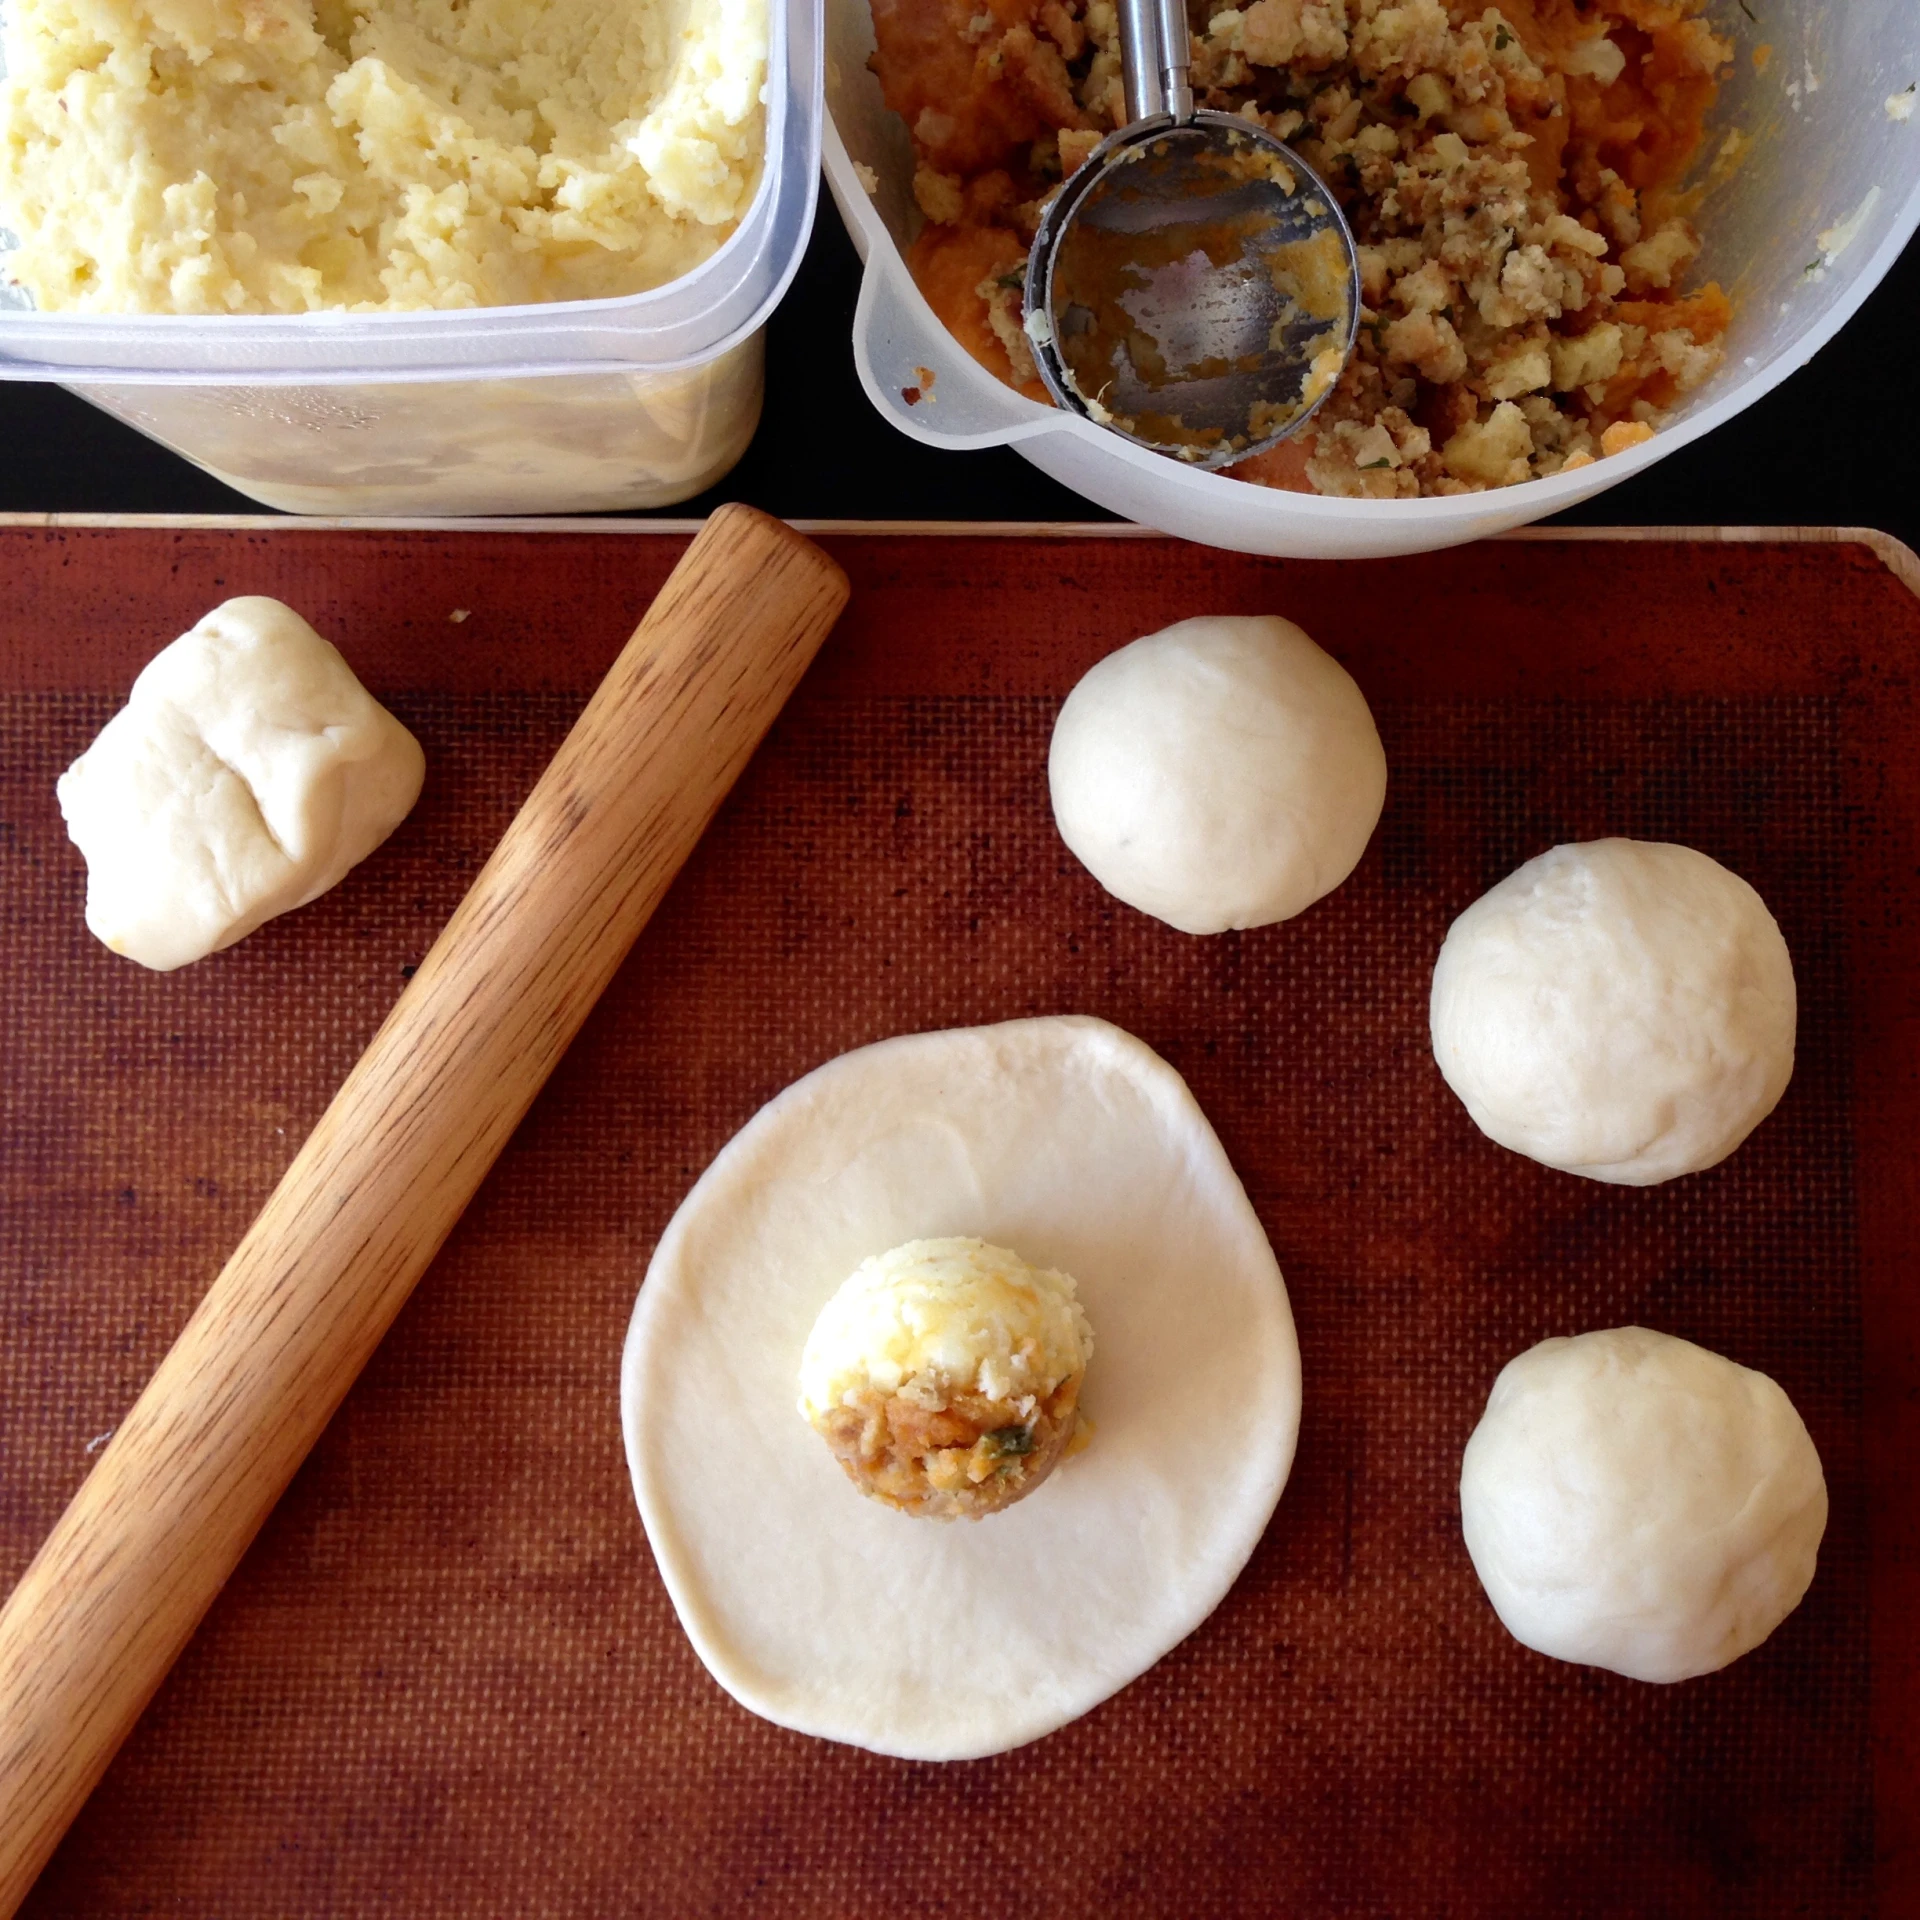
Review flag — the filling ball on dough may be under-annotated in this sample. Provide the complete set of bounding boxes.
[1460,1327,1827,1683]
[1047,615,1387,936]
[57,597,424,971]
[799,1237,1093,1520]
[628,1016,1300,1760]
[1430,839,1796,1185]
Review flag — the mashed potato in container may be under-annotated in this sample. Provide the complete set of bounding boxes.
[0,0,767,313]
[0,0,812,514]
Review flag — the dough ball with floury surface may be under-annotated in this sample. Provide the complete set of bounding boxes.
[1430,838,1795,1184]
[1047,614,1387,935]
[1460,1327,1827,1683]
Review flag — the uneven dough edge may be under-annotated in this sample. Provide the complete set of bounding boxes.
[620,1015,1302,1761]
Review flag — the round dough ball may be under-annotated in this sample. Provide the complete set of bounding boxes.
[1460,1327,1827,1682]
[1047,615,1387,935]
[1430,839,1796,1185]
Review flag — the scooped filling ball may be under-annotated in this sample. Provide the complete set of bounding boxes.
[799,1237,1094,1520]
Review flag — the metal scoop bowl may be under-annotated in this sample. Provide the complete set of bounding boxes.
[1023,0,1361,469]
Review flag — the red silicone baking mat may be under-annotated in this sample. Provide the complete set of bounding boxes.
[1,520,1916,1918]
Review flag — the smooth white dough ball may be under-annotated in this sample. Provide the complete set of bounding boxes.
[1430,839,1796,1185]
[1460,1327,1827,1683]
[1047,615,1386,935]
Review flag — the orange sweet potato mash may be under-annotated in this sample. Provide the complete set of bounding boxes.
[869,0,1736,494]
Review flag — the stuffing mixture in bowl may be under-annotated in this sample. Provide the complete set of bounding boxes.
[870,0,1736,495]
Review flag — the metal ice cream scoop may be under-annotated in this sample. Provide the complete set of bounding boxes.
[1023,0,1361,468]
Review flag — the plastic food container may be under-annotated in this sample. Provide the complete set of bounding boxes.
[0,0,822,515]
[826,0,1920,559]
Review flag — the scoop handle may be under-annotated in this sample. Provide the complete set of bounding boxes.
[0,504,850,1915]
[1118,0,1193,122]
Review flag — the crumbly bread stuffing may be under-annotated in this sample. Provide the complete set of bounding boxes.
[869,0,1735,494]
[815,1374,1086,1519]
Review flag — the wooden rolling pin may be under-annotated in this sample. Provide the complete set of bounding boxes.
[0,505,850,1914]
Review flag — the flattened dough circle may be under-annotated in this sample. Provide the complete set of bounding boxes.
[621,1017,1301,1760]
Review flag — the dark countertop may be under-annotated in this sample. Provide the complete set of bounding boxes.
[5,203,1915,554]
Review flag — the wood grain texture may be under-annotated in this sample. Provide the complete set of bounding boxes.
[0,505,850,1916]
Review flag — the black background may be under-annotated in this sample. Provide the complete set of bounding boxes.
[3,204,1915,550]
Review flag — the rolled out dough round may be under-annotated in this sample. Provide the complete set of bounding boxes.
[621,1016,1301,1760]
[1047,615,1387,935]
[1430,839,1796,1185]
[1460,1327,1827,1683]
